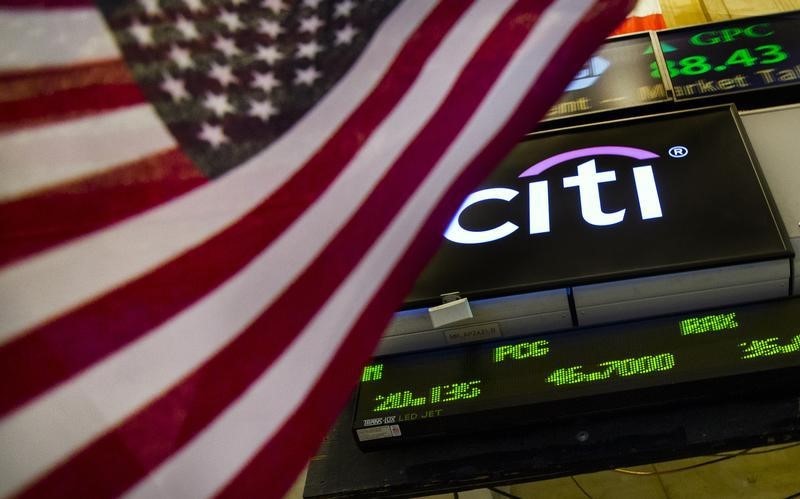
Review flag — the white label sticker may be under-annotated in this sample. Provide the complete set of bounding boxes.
[363,417,384,427]
[429,298,473,328]
[356,424,402,442]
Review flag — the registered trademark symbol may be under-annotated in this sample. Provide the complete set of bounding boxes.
[668,145,688,158]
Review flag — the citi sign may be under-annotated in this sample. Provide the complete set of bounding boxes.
[445,146,665,245]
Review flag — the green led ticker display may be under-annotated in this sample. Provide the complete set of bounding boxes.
[654,14,800,98]
[740,334,800,359]
[680,312,739,335]
[355,299,800,427]
[361,363,383,382]
[372,381,481,412]
[493,340,549,362]
[545,353,676,387]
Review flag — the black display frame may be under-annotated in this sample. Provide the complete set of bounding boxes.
[405,105,792,309]
[655,10,800,101]
[536,10,800,130]
[652,10,800,103]
[308,380,800,498]
[539,31,672,123]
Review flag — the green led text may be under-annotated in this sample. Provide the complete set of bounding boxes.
[680,312,738,335]
[373,380,481,412]
[739,334,800,359]
[494,340,549,363]
[650,45,789,79]
[361,363,383,382]
[546,353,675,386]
[689,23,773,46]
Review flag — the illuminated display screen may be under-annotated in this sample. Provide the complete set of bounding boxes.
[545,34,668,120]
[655,12,800,99]
[406,106,789,307]
[354,298,800,443]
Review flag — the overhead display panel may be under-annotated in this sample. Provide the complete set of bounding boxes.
[406,106,790,307]
[655,11,800,100]
[354,298,800,447]
[544,34,668,120]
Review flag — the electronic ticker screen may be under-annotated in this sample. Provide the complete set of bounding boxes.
[354,298,800,446]
[406,106,789,307]
[545,34,668,120]
[655,11,800,100]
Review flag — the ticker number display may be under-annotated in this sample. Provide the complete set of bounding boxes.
[655,13,800,99]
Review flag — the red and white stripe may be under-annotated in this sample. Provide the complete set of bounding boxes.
[0,7,119,70]
[0,105,174,200]
[0,0,633,497]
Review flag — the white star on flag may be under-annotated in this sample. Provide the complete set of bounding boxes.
[261,0,286,14]
[334,0,355,18]
[139,0,161,16]
[129,19,154,47]
[175,16,200,40]
[297,40,322,59]
[169,45,194,69]
[294,66,320,86]
[303,0,323,8]
[335,25,357,46]
[198,122,229,148]
[255,44,283,65]
[251,71,280,93]
[182,0,204,12]
[218,9,244,32]
[257,19,283,38]
[248,99,278,121]
[209,63,239,87]
[299,15,324,34]
[203,92,235,117]
[213,35,241,58]
[160,73,190,102]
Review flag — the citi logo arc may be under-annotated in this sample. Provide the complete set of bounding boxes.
[444,146,666,245]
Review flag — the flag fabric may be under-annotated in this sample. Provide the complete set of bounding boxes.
[611,0,665,35]
[0,0,632,497]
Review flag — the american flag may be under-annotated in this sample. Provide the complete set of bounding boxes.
[0,0,632,497]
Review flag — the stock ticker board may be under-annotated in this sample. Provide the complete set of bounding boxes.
[354,298,800,446]
[543,11,800,118]
[655,11,800,100]
[544,34,668,120]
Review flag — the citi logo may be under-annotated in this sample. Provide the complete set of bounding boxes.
[445,146,665,245]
